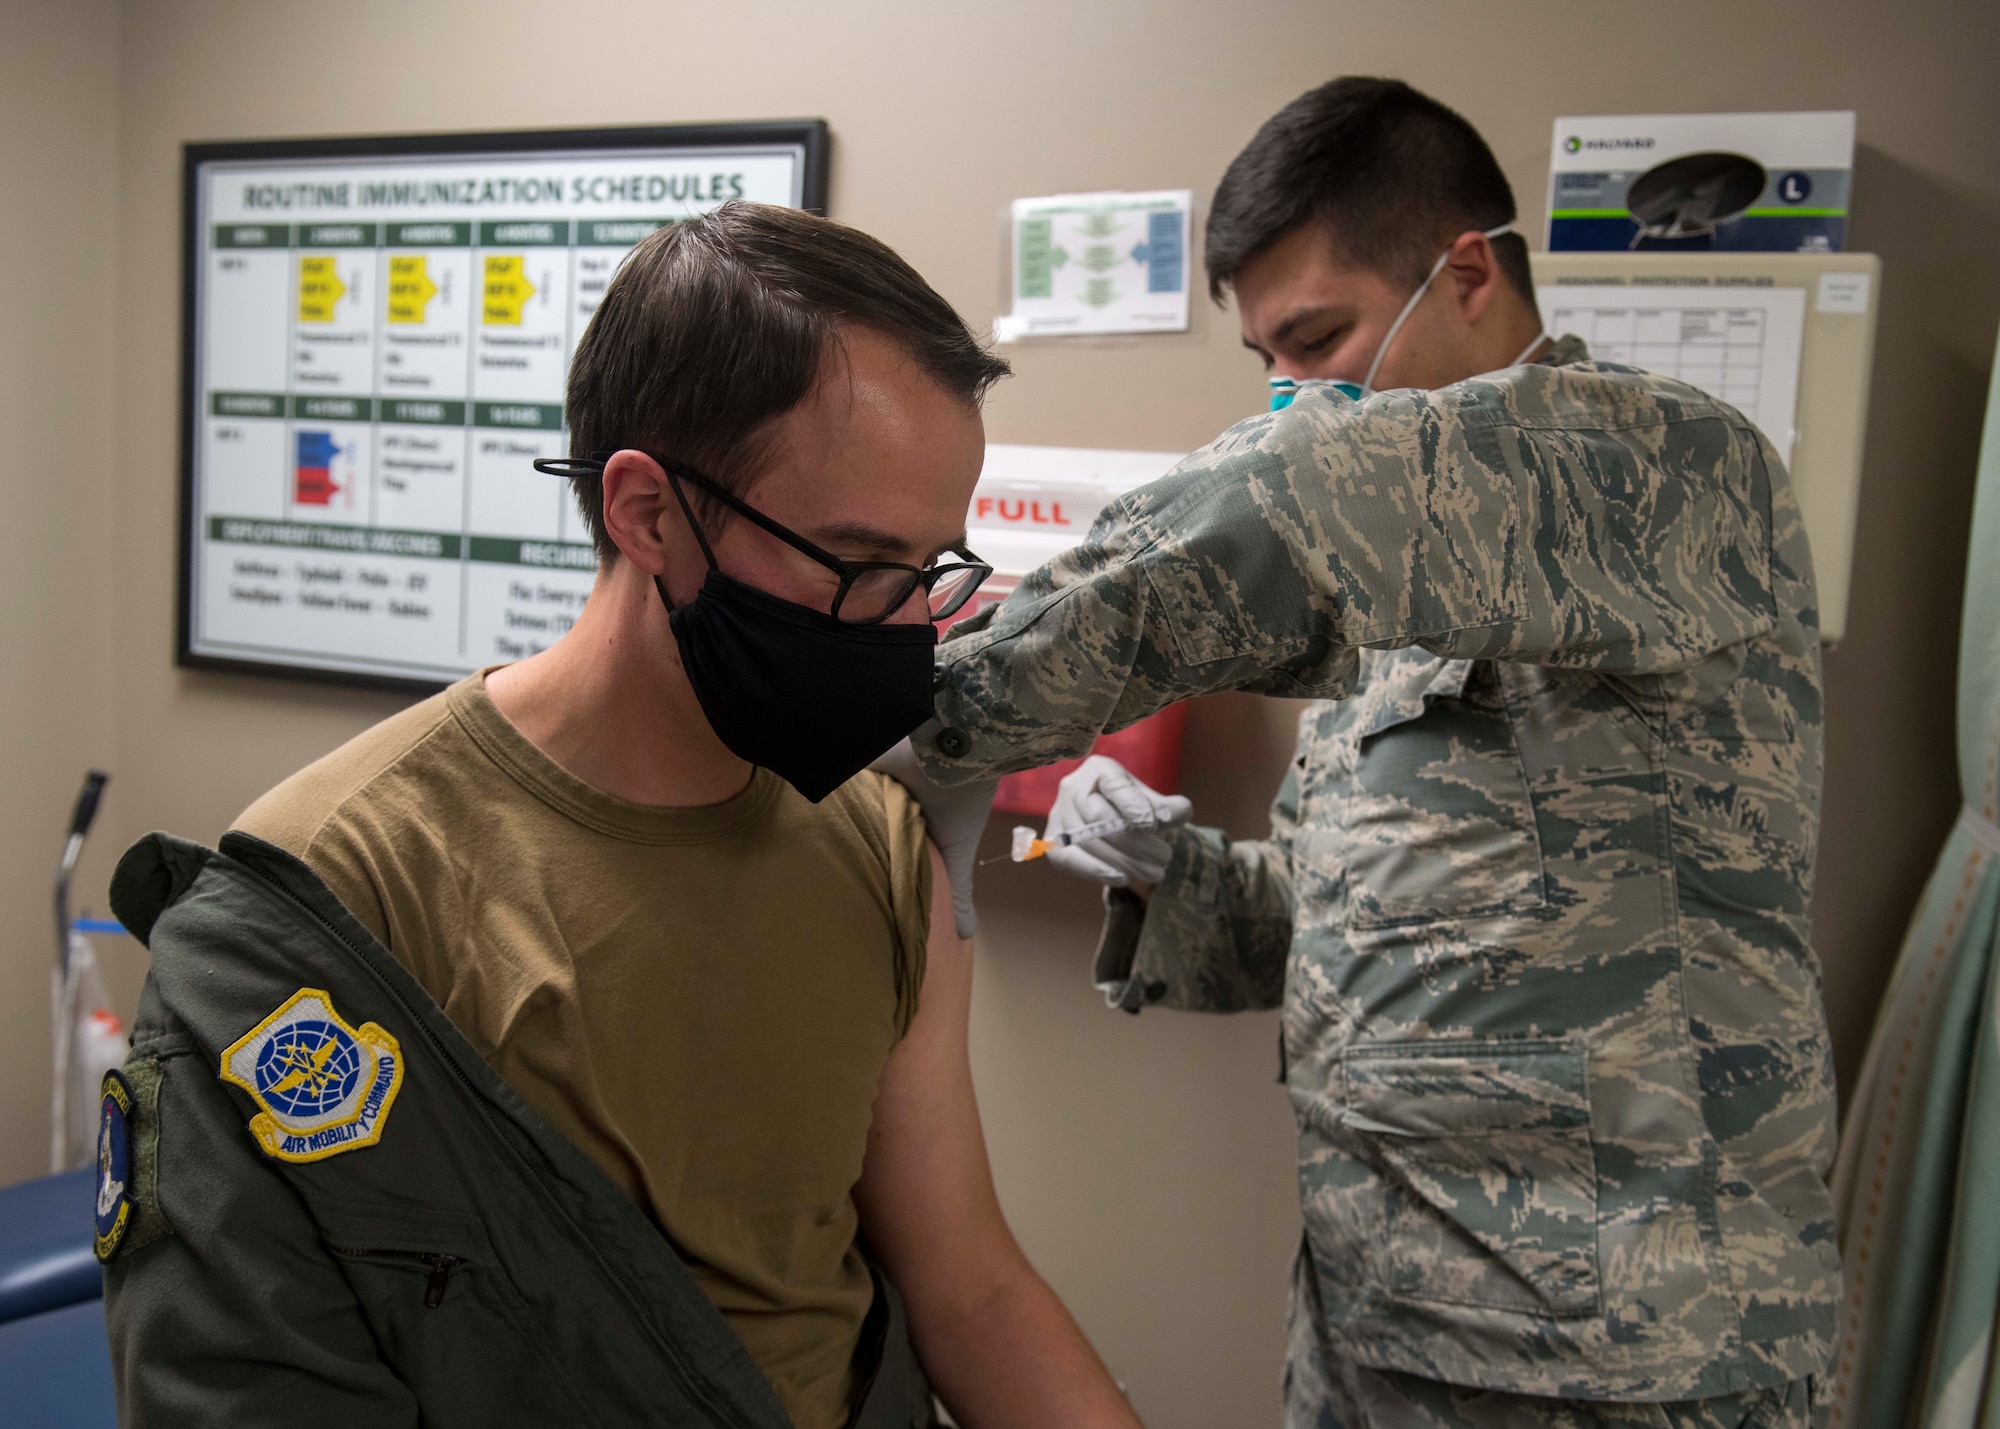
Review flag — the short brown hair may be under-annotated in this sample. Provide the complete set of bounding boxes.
[563,201,1009,559]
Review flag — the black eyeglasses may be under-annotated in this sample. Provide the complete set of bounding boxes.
[534,451,994,626]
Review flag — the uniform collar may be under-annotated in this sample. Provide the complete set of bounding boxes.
[1540,333,1592,367]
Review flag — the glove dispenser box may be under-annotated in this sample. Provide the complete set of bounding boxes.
[954,444,1189,818]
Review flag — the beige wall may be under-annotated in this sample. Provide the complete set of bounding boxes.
[0,0,121,1183]
[3,0,1996,1422]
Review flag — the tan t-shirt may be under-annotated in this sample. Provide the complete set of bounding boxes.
[236,672,931,1429]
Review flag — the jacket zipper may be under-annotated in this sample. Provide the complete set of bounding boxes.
[331,1247,462,1308]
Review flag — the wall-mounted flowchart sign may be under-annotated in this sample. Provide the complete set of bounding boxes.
[181,123,828,690]
[993,190,1192,342]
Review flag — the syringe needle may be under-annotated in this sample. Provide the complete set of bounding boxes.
[985,815,1153,865]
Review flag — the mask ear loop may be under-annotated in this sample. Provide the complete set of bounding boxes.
[1361,247,1455,396]
[529,450,716,614]
[659,464,721,569]
[1361,222,1525,395]
[654,462,725,617]
[1508,331,1553,367]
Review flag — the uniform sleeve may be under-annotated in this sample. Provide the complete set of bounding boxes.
[104,1002,419,1426]
[923,374,1779,781]
[1095,762,1300,1015]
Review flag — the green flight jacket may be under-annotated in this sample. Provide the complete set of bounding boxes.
[101,830,936,1429]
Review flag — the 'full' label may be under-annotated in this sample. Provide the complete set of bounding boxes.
[973,497,1072,526]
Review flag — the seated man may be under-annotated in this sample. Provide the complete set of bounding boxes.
[100,202,1139,1429]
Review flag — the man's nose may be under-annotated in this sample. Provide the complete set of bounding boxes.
[884,583,933,626]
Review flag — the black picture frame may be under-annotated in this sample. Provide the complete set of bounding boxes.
[177,120,830,695]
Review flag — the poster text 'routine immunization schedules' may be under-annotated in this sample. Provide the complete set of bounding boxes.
[183,128,821,687]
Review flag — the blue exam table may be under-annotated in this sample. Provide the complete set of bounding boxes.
[0,1169,117,1427]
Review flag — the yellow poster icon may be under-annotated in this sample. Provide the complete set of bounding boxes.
[297,255,347,323]
[386,255,440,324]
[482,255,536,325]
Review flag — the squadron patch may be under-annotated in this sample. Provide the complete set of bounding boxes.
[94,1070,134,1261]
[219,989,404,1164]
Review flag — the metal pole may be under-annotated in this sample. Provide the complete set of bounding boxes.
[52,771,108,1173]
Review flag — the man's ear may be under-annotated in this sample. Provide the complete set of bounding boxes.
[600,450,681,577]
[1441,229,1504,330]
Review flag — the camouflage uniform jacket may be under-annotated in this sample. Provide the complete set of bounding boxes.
[921,339,1838,1401]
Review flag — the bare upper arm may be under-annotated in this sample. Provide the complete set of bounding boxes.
[855,842,1015,1308]
[897,840,974,1077]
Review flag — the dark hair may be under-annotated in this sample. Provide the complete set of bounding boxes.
[564,201,1010,560]
[1204,77,1533,306]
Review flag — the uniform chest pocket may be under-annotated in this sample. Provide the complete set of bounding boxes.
[314,1199,608,1427]
[1339,660,1546,928]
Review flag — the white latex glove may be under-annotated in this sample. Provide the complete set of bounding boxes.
[1043,755,1193,889]
[870,736,996,939]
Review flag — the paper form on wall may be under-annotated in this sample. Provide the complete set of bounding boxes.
[994,190,1192,342]
[1537,285,1807,467]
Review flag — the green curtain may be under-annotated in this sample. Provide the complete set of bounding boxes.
[1830,326,2000,1429]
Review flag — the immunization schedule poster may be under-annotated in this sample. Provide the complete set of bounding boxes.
[181,125,824,688]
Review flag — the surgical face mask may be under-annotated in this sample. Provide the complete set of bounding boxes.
[1268,223,1549,411]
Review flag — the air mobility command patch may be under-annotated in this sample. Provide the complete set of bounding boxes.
[94,1070,135,1261]
[220,989,404,1163]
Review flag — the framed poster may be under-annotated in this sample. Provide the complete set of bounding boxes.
[178,121,828,691]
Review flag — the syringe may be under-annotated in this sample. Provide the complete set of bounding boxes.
[1004,814,1140,864]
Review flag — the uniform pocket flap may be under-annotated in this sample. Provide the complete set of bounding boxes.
[1336,1039,1603,1317]
[1353,656,1475,741]
[1340,1040,1590,1136]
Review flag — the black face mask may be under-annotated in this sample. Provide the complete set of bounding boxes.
[531,448,986,805]
[662,570,937,804]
